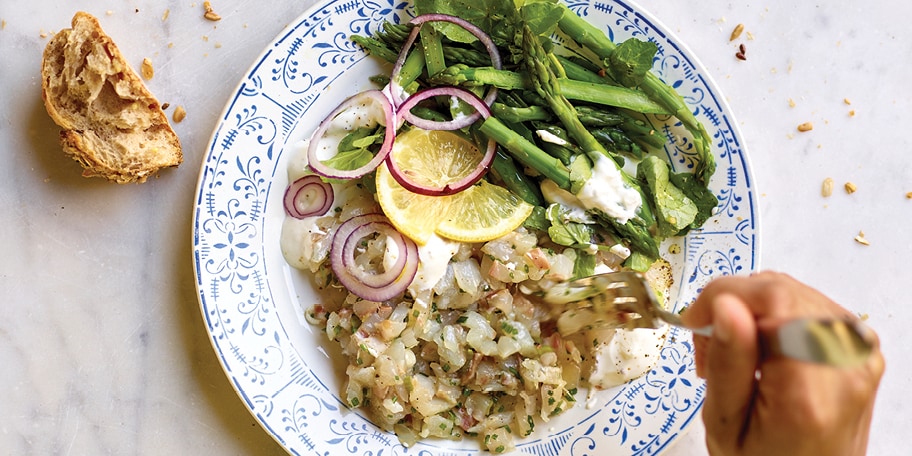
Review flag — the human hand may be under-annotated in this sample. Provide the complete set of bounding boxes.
[681,271,885,456]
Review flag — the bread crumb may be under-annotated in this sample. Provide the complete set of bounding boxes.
[843,98,852,105]
[746,31,755,40]
[797,122,813,132]
[821,177,834,197]
[162,9,170,21]
[854,231,870,246]
[1,20,6,30]
[859,313,869,321]
[844,181,857,194]
[203,1,222,21]
[906,191,912,199]
[39,30,48,38]
[788,98,796,108]
[173,105,187,123]
[214,42,222,49]
[849,109,856,117]
[141,58,154,80]
[730,23,744,41]
[105,10,114,16]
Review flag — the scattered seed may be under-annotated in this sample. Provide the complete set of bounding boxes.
[161,102,170,110]
[746,31,755,40]
[140,57,154,80]
[739,43,747,54]
[162,9,170,21]
[788,98,796,108]
[730,23,745,41]
[906,191,912,199]
[1,20,6,30]
[797,122,814,132]
[735,51,746,61]
[844,181,857,194]
[203,1,221,21]
[173,105,187,123]
[821,177,834,197]
[854,231,870,246]
[843,98,852,105]
[849,109,856,117]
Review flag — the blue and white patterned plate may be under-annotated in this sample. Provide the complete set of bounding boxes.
[192,0,759,454]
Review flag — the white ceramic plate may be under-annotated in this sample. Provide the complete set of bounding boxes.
[192,0,759,454]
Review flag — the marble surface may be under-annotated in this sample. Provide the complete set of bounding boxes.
[1,0,909,454]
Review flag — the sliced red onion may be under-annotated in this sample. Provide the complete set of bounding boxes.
[409,14,502,72]
[283,175,334,219]
[386,13,502,114]
[307,90,395,180]
[330,213,419,302]
[397,85,493,131]
[385,24,423,108]
[386,87,497,196]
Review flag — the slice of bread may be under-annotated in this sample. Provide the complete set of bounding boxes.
[41,11,182,183]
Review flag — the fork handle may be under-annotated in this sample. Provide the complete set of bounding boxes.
[687,318,874,368]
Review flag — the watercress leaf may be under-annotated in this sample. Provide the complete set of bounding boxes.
[351,134,382,149]
[669,171,718,231]
[322,148,374,172]
[637,156,697,237]
[546,203,593,246]
[520,1,564,37]
[338,127,380,151]
[572,250,596,280]
[415,0,521,46]
[606,38,657,87]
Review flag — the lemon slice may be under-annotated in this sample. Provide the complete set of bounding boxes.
[386,128,496,196]
[376,162,533,245]
[434,182,533,243]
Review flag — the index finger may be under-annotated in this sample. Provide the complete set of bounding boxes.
[681,271,854,328]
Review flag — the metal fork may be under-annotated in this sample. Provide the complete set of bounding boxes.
[542,271,875,367]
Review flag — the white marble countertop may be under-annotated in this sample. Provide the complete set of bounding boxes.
[2,0,909,454]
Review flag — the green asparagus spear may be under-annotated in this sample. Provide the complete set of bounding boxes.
[490,149,544,206]
[557,4,716,184]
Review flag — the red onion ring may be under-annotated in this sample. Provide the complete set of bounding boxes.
[307,90,396,180]
[386,87,497,196]
[330,213,419,302]
[283,175,334,219]
[387,13,502,115]
[397,86,493,131]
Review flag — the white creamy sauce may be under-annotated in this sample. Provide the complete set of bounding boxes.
[312,98,387,161]
[535,129,568,146]
[588,326,668,389]
[539,180,592,223]
[576,156,642,224]
[408,234,461,294]
[609,243,632,260]
[280,216,322,270]
[381,234,401,273]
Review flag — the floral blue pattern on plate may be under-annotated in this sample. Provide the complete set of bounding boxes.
[192,0,759,454]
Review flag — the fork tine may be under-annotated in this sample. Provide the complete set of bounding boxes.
[545,271,668,335]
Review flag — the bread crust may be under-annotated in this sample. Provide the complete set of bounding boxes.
[41,11,182,183]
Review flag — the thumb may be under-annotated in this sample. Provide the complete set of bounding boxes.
[702,293,760,452]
